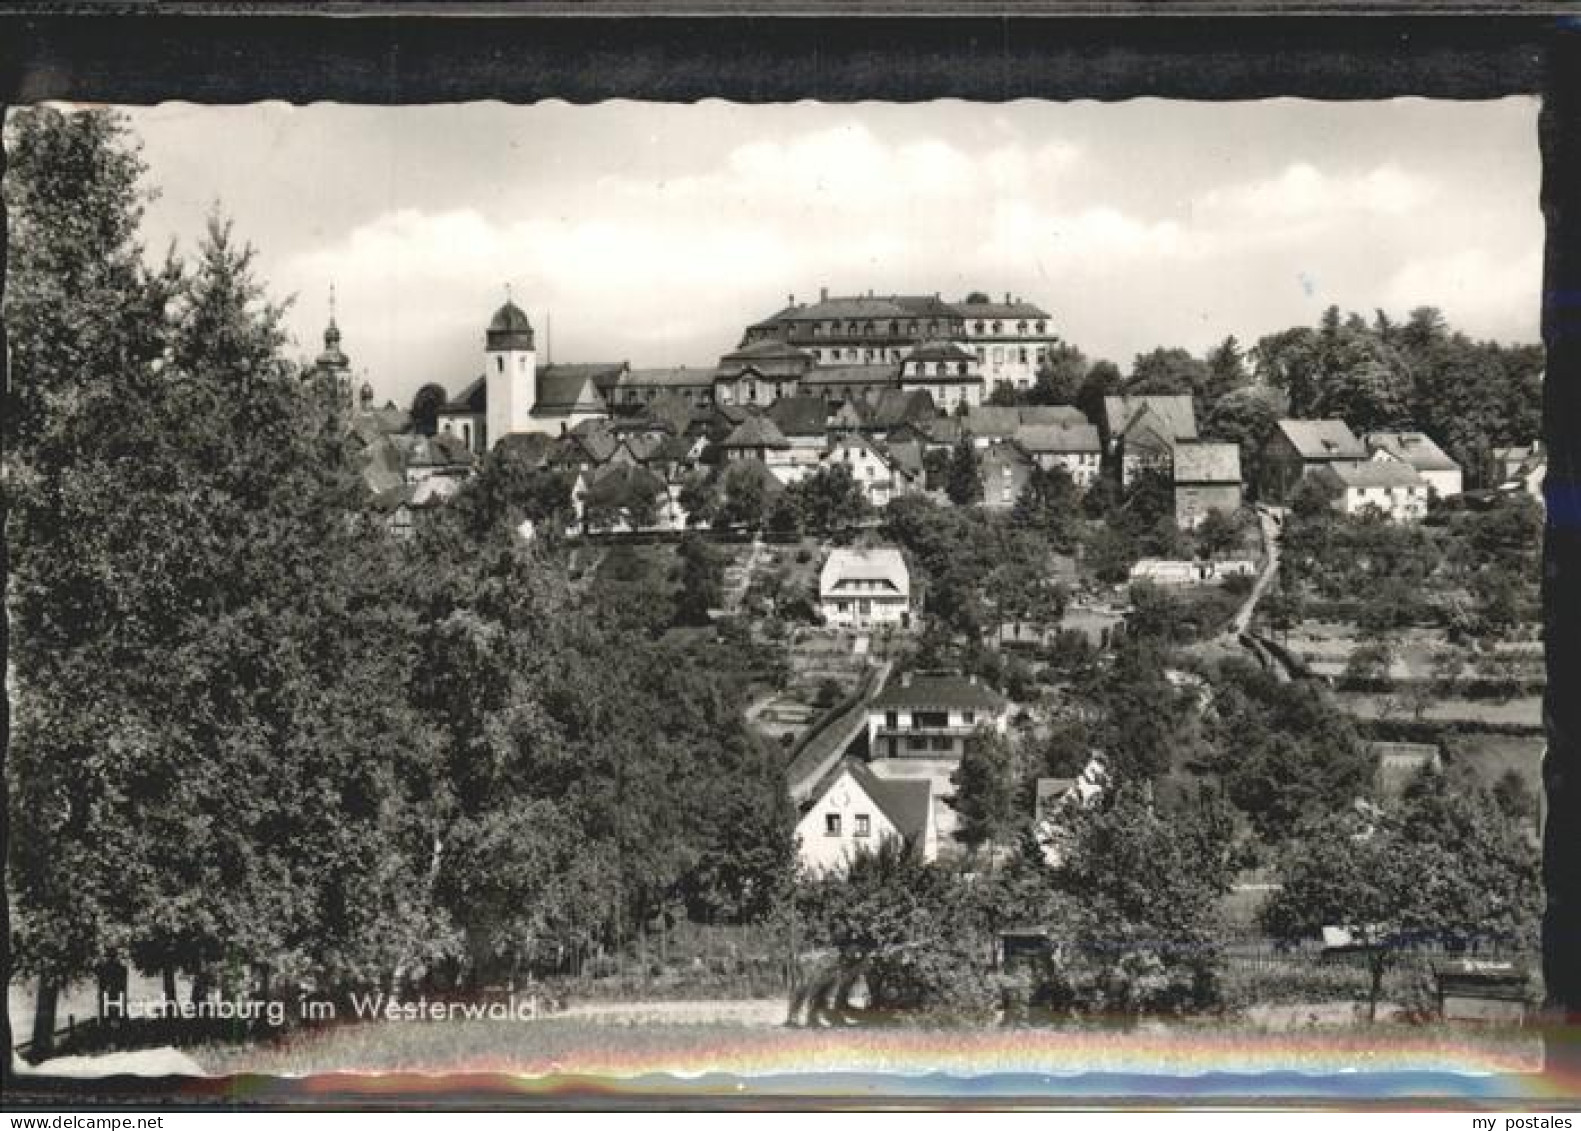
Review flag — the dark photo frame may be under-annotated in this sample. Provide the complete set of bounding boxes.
[1,1,1577,1112]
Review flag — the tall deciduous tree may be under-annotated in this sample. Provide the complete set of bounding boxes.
[1262,767,1541,1020]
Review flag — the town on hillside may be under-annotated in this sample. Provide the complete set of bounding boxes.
[6,104,1551,1074]
[327,286,1547,966]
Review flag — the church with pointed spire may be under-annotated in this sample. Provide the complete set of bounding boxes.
[310,287,374,415]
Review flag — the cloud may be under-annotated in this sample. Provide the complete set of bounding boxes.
[225,103,1538,405]
[1202,162,1438,223]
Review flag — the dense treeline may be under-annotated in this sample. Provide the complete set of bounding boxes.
[5,108,794,1046]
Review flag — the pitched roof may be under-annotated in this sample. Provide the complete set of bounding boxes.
[532,368,613,415]
[1317,460,1428,490]
[1018,405,1089,427]
[1364,431,1460,473]
[803,759,932,849]
[755,292,961,327]
[766,394,830,437]
[1017,423,1102,454]
[439,375,487,414]
[950,297,1052,320]
[720,415,791,449]
[1103,395,1199,443]
[357,436,407,497]
[829,400,871,430]
[908,339,976,363]
[868,671,1008,714]
[1172,441,1242,484]
[885,438,926,479]
[867,388,938,430]
[964,406,1026,438]
[1275,418,1367,461]
[849,762,932,847]
[718,340,815,378]
[912,415,964,445]
[551,424,620,466]
[721,455,786,494]
[800,363,901,387]
[981,439,1035,469]
[494,431,556,467]
[399,432,476,469]
[618,366,714,389]
[819,546,909,597]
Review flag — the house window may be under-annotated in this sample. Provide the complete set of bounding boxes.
[825,813,842,836]
[855,814,871,837]
[496,357,504,373]
[885,710,898,729]
[963,711,976,725]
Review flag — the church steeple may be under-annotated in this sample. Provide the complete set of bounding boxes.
[314,284,354,411]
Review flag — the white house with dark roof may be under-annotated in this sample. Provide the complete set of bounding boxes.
[1364,431,1462,498]
[795,758,937,874]
[953,293,1059,391]
[898,340,986,410]
[1260,418,1368,502]
[1314,459,1430,523]
[819,433,921,507]
[1016,423,1103,488]
[820,546,912,628]
[865,671,1009,762]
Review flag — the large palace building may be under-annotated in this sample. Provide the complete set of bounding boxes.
[440,287,1062,452]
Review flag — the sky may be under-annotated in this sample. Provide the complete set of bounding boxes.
[110,98,1542,409]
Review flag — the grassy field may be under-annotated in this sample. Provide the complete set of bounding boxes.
[1449,733,1547,792]
[189,1012,1544,1082]
[1335,692,1543,729]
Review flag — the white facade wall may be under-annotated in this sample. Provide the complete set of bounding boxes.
[957,320,1058,391]
[794,769,905,875]
[438,412,487,456]
[1369,448,1462,499]
[1334,484,1429,523]
[865,706,1007,760]
[821,586,908,628]
[485,345,537,445]
[1421,467,1463,498]
[899,379,982,410]
[1032,450,1101,488]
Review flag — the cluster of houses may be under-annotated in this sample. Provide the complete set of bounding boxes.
[791,670,1013,874]
[323,290,1545,539]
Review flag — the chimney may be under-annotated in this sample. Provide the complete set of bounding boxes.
[788,293,795,306]
[820,286,829,303]
[968,673,979,686]
[900,672,913,687]
[1004,291,1011,304]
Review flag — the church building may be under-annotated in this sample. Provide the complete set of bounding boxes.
[437,297,624,454]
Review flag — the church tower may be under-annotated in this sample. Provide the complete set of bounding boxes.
[485,290,537,448]
[313,286,356,414]
[315,318,354,413]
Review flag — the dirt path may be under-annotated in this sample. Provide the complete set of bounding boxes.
[1230,505,1282,637]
